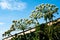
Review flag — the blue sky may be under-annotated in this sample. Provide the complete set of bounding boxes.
[0,0,60,40]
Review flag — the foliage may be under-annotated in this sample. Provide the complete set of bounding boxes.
[3,3,60,40]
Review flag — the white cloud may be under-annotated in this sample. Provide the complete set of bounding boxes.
[0,22,4,25]
[0,0,26,10]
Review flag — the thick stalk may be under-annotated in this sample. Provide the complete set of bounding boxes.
[48,19,52,40]
[35,19,40,40]
[23,30,26,40]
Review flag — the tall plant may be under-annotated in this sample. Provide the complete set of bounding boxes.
[30,3,58,40]
[3,19,36,40]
